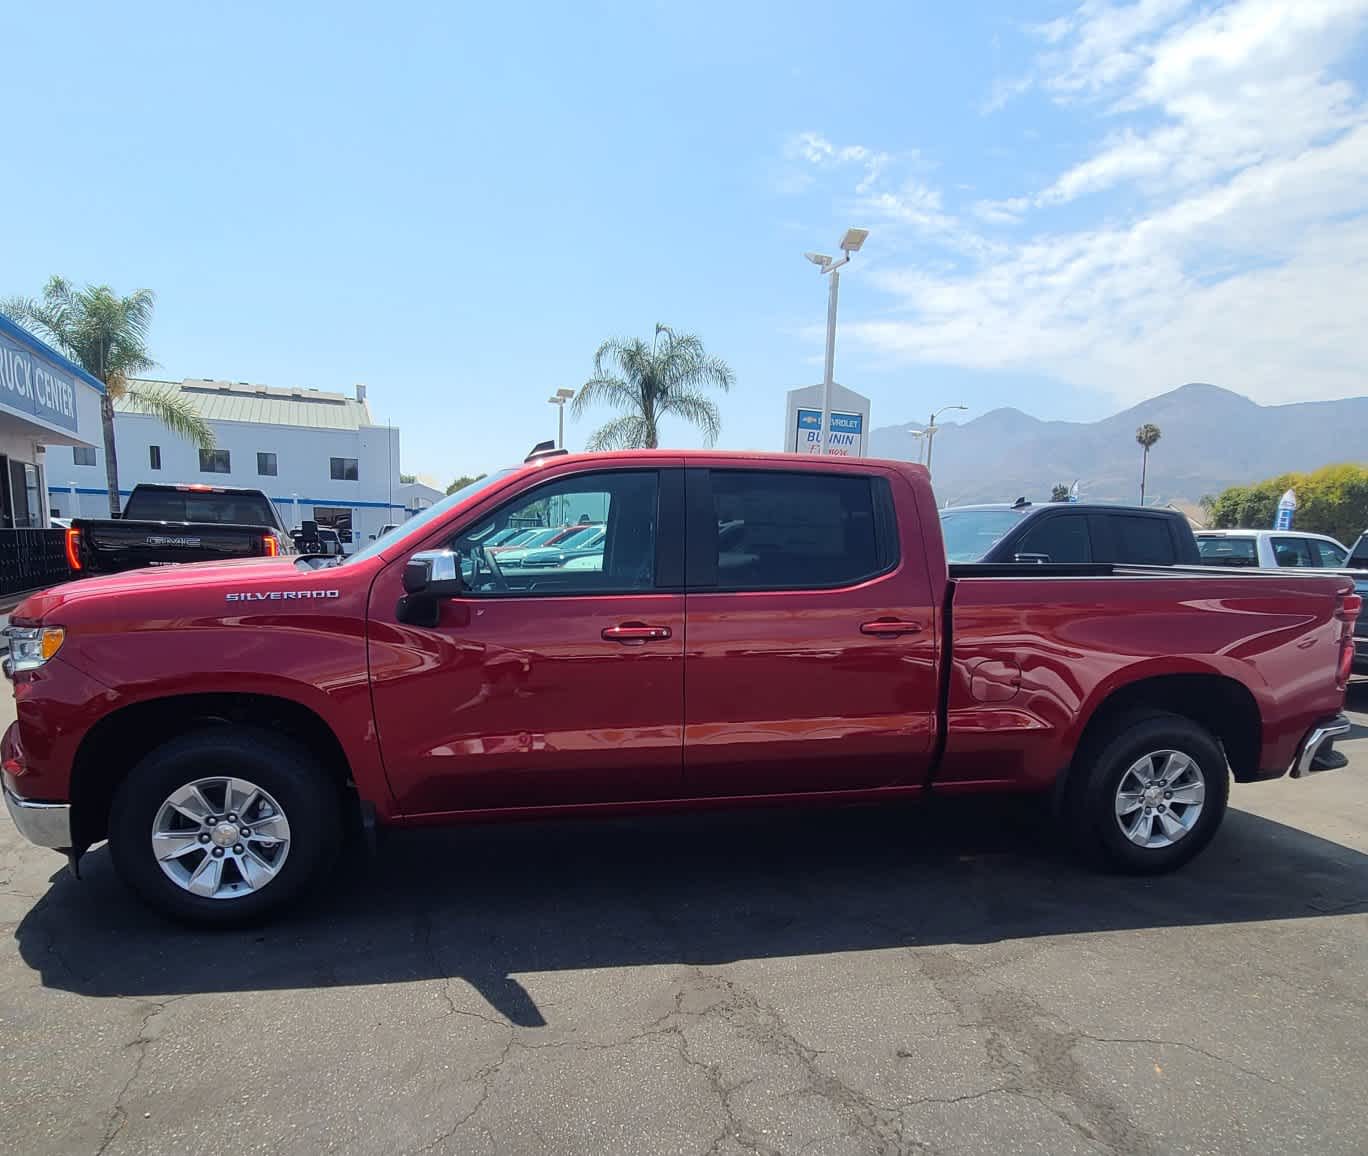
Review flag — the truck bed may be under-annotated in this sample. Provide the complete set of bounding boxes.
[939,564,1354,791]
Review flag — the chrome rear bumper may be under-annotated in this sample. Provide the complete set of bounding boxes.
[2,784,72,848]
[1290,715,1352,779]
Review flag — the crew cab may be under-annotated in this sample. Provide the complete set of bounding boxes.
[3,450,1358,925]
[1195,529,1351,569]
[941,501,1201,565]
[68,483,291,575]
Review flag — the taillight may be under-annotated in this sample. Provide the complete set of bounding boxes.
[1335,592,1361,689]
[261,535,279,557]
[64,528,82,572]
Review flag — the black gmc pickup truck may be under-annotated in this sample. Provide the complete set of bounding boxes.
[68,484,291,575]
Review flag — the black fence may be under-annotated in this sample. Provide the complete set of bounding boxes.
[0,529,71,599]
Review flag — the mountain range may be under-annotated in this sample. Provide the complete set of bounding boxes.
[868,384,1368,506]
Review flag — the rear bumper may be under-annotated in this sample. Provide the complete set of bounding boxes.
[3,783,72,849]
[1289,714,1352,778]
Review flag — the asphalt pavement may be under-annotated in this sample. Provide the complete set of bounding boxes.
[3,687,1367,1155]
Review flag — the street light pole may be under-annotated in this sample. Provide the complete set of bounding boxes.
[821,267,839,455]
[547,388,576,449]
[923,403,968,475]
[805,228,869,454]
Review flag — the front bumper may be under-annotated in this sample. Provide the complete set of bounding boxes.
[1289,714,1352,779]
[3,783,73,849]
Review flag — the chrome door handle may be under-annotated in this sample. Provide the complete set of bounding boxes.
[602,624,673,643]
[860,619,923,637]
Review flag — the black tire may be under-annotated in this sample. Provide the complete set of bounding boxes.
[1067,711,1230,874]
[108,727,344,926]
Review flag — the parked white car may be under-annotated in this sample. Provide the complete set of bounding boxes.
[1195,529,1350,569]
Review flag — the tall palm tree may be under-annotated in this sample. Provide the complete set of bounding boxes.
[2,277,214,515]
[1136,422,1162,506]
[573,323,734,450]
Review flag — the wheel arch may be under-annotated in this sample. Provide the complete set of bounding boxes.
[1062,670,1263,799]
[69,691,363,849]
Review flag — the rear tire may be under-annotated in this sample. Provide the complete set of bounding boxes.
[108,728,344,926]
[1068,711,1229,874]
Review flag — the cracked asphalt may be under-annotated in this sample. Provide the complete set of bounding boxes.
[4,689,1368,1155]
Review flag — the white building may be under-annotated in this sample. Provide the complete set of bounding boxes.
[48,378,441,545]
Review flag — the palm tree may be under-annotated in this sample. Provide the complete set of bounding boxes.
[1050,483,1070,502]
[572,323,734,450]
[1136,423,1162,506]
[2,277,214,515]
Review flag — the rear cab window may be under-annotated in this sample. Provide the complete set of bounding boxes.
[688,469,897,590]
[122,487,280,527]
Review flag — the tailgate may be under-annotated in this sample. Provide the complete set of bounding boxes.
[75,519,275,570]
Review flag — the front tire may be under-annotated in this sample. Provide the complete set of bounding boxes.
[1069,711,1230,874]
[109,728,343,926]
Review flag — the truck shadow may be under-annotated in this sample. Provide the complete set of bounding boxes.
[14,795,1367,1026]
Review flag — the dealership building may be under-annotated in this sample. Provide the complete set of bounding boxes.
[48,378,441,544]
[0,314,105,529]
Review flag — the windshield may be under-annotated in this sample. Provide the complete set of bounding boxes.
[938,508,1028,563]
[341,470,516,566]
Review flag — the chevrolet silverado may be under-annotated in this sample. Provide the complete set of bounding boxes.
[3,449,1358,924]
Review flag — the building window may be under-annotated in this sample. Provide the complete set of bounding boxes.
[258,452,278,477]
[330,457,359,481]
[73,447,96,466]
[149,445,162,470]
[312,506,353,545]
[199,448,231,474]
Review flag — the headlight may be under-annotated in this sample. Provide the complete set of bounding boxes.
[3,627,66,674]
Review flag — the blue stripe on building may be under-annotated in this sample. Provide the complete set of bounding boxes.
[50,486,414,511]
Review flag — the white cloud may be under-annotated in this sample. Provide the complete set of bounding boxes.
[813,0,1368,408]
[972,197,1030,224]
[781,132,891,196]
[1044,0,1196,96]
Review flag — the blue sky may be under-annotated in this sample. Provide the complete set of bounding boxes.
[6,1,1367,483]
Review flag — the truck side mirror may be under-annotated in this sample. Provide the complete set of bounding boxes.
[402,549,464,597]
[398,549,464,627]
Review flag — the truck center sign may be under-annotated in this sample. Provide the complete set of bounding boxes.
[0,326,83,434]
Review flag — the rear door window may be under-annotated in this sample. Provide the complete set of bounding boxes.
[1097,514,1177,564]
[1271,537,1315,567]
[1313,539,1348,567]
[694,470,894,590]
[1014,514,1090,563]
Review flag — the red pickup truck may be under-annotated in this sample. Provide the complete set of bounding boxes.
[2,450,1358,925]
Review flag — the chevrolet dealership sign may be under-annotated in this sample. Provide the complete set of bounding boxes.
[783,384,871,457]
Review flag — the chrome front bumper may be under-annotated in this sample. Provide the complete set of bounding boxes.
[2,783,72,848]
[1289,715,1352,779]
